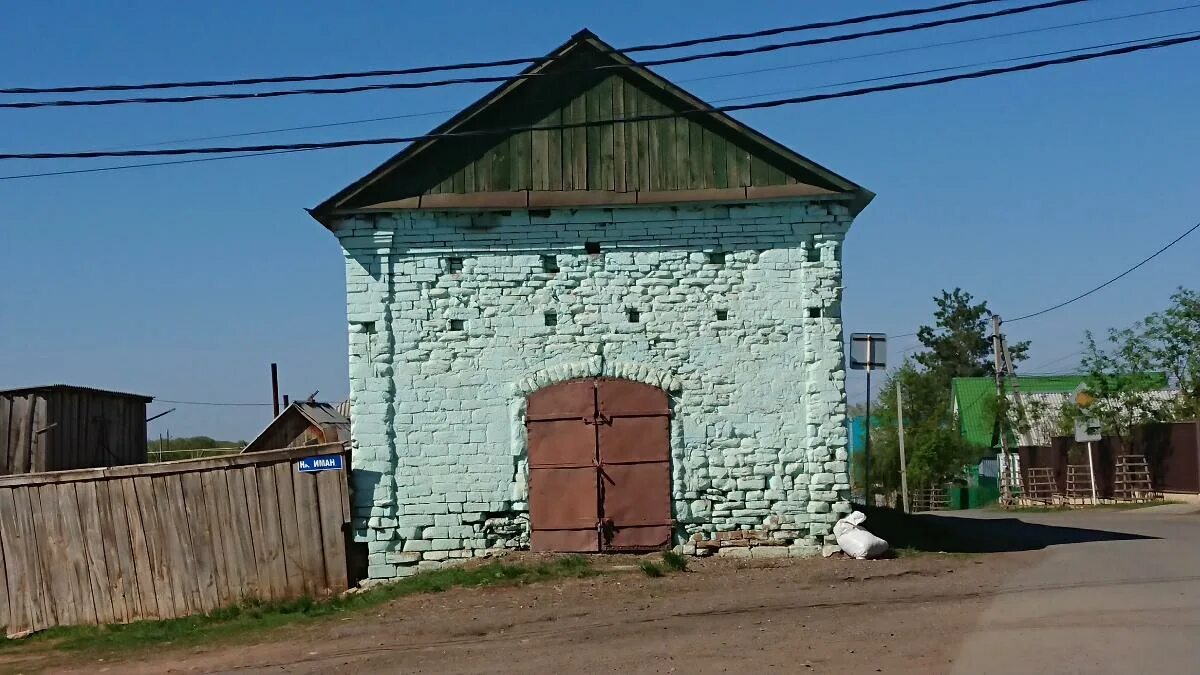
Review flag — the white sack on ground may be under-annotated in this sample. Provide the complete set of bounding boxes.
[833,510,890,560]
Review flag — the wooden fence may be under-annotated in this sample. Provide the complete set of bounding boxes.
[0,443,350,637]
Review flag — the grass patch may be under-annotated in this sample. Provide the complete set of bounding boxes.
[638,560,665,577]
[0,555,595,656]
[661,551,688,572]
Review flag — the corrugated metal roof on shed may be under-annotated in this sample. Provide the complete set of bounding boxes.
[0,384,153,403]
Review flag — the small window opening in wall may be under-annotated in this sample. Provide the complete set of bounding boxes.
[544,311,558,327]
[708,251,727,265]
[359,321,376,334]
[807,307,821,319]
[541,254,560,273]
[445,256,464,273]
[715,309,728,321]
[807,245,821,263]
[449,319,466,331]
[627,308,641,323]
[584,241,602,255]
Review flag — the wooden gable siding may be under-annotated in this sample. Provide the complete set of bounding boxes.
[315,31,871,222]
[421,74,794,197]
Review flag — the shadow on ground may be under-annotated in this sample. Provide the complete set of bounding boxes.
[857,505,1158,553]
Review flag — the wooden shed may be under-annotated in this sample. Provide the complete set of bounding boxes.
[0,385,152,474]
[242,401,350,453]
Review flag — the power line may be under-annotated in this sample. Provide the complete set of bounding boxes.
[1023,349,1085,372]
[0,149,308,182]
[688,2,1200,84]
[1007,219,1200,323]
[156,399,273,407]
[0,0,1092,110]
[3,32,1196,163]
[0,0,1025,95]
[75,2,1196,153]
[711,30,1200,104]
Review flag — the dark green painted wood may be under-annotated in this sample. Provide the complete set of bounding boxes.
[547,108,563,191]
[688,118,704,189]
[712,134,728,189]
[369,72,835,201]
[612,77,626,193]
[595,77,614,190]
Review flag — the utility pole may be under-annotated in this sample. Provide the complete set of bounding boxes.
[992,315,1016,507]
[897,381,910,513]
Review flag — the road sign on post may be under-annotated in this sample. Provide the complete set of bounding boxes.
[848,333,886,506]
[1072,383,1102,503]
[1073,383,1102,443]
[297,454,344,473]
[848,333,887,371]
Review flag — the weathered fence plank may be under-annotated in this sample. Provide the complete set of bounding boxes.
[180,472,219,611]
[76,481,116,625]
[254,465,287,598]
[0,443,349,637]
[291,471,325,597]
[273,460,305,598]
[315,468,349,591]
[120,478,159,619]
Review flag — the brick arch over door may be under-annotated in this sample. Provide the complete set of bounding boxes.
[525,378,672,552]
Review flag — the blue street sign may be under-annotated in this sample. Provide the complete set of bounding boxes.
[297,454,344,473]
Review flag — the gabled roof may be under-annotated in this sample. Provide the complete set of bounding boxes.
[242,401,350,454]
[311,29,872,228]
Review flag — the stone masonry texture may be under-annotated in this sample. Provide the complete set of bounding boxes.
[333,201,856,579]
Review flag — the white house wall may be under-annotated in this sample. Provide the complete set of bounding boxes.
[335,201,855,579]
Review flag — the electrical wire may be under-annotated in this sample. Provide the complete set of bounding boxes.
[1007,219,1200,323]
[711,30,1200,104]
[76,2,1198,152]
[0,149,308,181]
[156,399,274,407]
[3,32,1196,163]
[687,2,1200,83]
[0,0,1093,110]
[0,0,1028,95]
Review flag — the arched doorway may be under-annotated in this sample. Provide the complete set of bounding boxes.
[525,378,672,552]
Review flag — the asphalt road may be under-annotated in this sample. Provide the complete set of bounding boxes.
[949,504,1200,675]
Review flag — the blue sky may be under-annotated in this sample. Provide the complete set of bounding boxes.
[1,0,1197,440]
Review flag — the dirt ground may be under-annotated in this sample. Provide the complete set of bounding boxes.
[2,548,1035,675]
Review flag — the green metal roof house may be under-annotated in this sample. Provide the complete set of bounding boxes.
[952,374,1171,448]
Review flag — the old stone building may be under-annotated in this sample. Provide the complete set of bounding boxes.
[311,31,873,579]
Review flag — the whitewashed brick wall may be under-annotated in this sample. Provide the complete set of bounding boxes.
[334,201,855,579]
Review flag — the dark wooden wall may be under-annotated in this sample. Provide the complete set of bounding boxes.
[1018,421,1200,496]
[0,391,147,475]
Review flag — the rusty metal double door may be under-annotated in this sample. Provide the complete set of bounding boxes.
[526,378,672,552]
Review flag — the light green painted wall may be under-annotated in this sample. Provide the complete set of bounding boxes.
[335,201,855,579]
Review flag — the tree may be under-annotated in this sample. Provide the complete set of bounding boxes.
[914,288,1029,386]
[859,289,1019,501]
[1076,287,1200,440]
[860,361,977,498]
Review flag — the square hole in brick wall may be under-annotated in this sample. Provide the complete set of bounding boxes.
[445,256,464,272]
[807,307,821,319]
[807,245,821,263]
[584,241,602,255]
[541,254,560,273]
[544,311,558,327]
[627,308,640,323]
[715,309,728,321]
[449,319,466,331]
[708,251,726,265]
